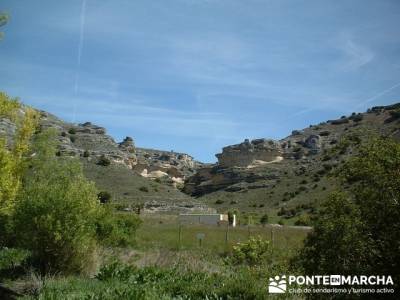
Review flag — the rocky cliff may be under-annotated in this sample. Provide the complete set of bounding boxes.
[184,103,400,197]
[38,111,201,186]
[1,108,210,213]
[134,148,202,186]
[40,111,138,168]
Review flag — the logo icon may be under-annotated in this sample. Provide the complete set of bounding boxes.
[330,275,341,285]
[269,275,287,293]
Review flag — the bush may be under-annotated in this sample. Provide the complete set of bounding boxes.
[296,137,400,290]
[230,236,270,266]
[294,215,310,226]
[293,149,304,160]
[96,210,142,247]
[0,247,30,279]
[298,186,308,192]
[215,199,224,205]
[13,133,102,274]
[349,114,364,122]
[98,191,112,204]
[319,130,330,136]
[139,186,149,192]
[68,128,76,134]
[331,118,349,125]
[321,153,331,161]
[69,136,76,143]
[260,214,268,226]
[97,155,111,166]
[83,150,90,157]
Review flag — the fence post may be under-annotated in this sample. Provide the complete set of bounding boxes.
[270,227,274,248]
[225,222,229,250]
[178,223,182,250]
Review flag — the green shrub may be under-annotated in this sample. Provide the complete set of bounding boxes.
[230,236,270,266]
[12,131,104,274]
[319,130,330,136]
[139,186,149,192]
[68,128,76,134]
[331,118,349,125]
[0,247,30,279]
[97,155,111,166]
[95,261,136,281]
[69,136,76,143]
[294,215,310,226]
[215,199,224,205]
[83,150,90,157]
[260,214,268,226]
[97,191,112,204]
[349,114,364,122]
[96,210,142,247]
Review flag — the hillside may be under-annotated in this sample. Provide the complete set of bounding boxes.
[183,103,400,224]
[2,101,399,222]
[0,108,211,214]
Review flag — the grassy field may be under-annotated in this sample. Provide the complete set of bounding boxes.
[136,214,311,254]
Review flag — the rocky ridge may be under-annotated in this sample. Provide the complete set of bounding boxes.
[183,103,400,197]
[1,109,209,213]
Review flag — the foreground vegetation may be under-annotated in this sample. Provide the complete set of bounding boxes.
[1,92,399,299]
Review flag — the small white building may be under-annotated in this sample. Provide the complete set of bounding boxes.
[179,213,236,227]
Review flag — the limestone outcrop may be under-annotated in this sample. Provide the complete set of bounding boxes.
[39,111,138,169]
[216,138,283,168]
[134,148,203,184]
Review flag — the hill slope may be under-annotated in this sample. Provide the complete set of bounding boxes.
[1,108,211,214]
[183,103,400,224]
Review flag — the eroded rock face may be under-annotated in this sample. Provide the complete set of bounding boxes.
[0,118,17,146]
[216,138,283,168]
[39,111,137,169]
[21,111,200,184]
[135,148,203,181]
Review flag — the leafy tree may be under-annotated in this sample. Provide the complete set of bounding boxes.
[295,192,367,275]
[296,137,400,289]
[12,130,102,274]
[0,12,8,40]
[0,92,38,217]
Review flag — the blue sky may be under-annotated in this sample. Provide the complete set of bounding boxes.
[1,0,400,162]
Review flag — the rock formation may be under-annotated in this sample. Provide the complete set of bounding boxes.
[134,148,203,185]
[216,138,282,168]
[39,111,138,169]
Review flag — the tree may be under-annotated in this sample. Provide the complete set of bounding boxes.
[295,192,367,275]
[0,92,38,219]
[12,130,102,274]
[295,137,400,289]
[0,12,9,40]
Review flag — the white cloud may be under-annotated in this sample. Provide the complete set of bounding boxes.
[337,33,374,71]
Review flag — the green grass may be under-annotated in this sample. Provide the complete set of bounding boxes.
[82,160,193,205]
[136,214,310,254]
